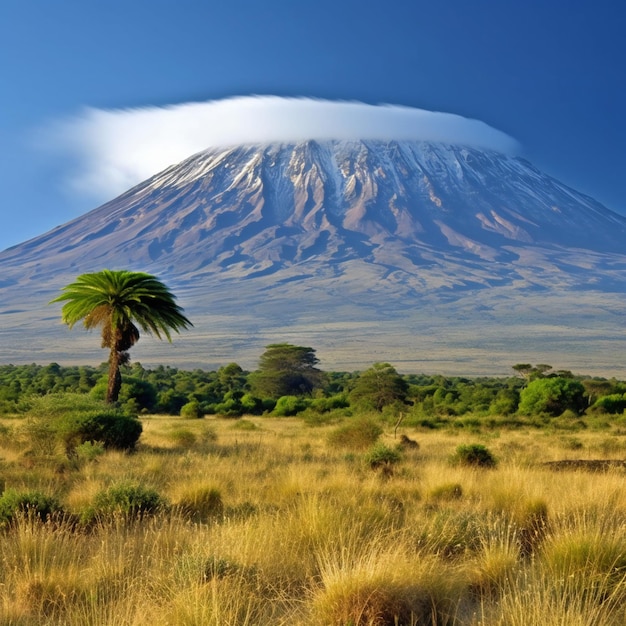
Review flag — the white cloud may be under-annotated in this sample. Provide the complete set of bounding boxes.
[43,95,520,204]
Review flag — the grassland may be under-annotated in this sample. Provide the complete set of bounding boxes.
[2,413,626,625]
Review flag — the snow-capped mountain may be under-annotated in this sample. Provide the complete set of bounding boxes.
[1,140,625,374]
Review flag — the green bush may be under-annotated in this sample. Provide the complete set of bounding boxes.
[364,442,402,469]
[23,392,101,416]
[590,393,626,414]
[23,393,142,455]
[212,398,244,417]
[56,409,142,453]
[84,482,165,523]
[450,443,497,468]
[180,400,203,419]
[168,428,197,447]
[518,378,586,417]
[74,440,106,462]
[240,393,264,414]
[309,394,350,413]
[20,417,58,456]
[0,489,62,527]
[327,416,383,450]
[273,395,309,416]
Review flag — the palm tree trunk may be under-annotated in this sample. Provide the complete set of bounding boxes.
[106,347,122,404]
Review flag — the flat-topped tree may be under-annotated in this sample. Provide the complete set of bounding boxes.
[50,270,192,403]
[249,343,324,398]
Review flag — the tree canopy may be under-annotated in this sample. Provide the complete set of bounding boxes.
[248,343,325,398]
[50,270,192,403]
[349,362,408,411]
[518,377,586,416]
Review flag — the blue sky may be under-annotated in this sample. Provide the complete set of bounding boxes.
[1,0,624,252]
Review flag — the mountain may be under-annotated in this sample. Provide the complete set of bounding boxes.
[1,140,626,375]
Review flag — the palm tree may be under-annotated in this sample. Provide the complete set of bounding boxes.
[50,270,192,403]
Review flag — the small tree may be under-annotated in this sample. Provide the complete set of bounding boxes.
[249,343,324,398]
[512,363,553,381]
[349,362,408,411]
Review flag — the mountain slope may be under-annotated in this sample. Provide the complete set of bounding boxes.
[1,140,625,374]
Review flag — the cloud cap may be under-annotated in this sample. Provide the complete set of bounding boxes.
[44,96,520,204]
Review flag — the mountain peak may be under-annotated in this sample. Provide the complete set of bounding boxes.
[1,139,625,375]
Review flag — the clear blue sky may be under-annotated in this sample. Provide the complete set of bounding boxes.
[1,0,624,252]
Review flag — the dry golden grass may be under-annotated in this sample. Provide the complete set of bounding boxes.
[2,414,626,624]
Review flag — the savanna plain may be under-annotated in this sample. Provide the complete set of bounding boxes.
[3,403,626,625]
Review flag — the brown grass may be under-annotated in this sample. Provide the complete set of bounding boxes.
[2,414,626,624]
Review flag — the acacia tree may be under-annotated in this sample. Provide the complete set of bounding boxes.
[50,270,192,403]
[349,362,408,411]
[249,343,324,398]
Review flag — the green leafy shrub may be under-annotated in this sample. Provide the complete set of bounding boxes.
[23,392,102,417]
[74,440,106,462]
[589,393,626,414]
[23,393,142,455]
[168,428,197,447]
[518,377,586,416]
[327,416,383,450]
[0,489,62,527]
[309,394,350,413]
[240,393,264,414]
[56,409,142,453]
[180,400,203,419]
[364,442,402,469]
[212,398,244,417]
[20,417,58,456]
[84,482,165,523]
[273,395,309,416]
[450,443,497,468]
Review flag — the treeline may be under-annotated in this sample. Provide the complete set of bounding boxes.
[1,344,626,421]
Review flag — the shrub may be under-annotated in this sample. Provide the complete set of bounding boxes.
[518,377,586,416]
[240,393,264,414]
[180,400,203,419]
[24,393,142,455]
[364,442,402,469]
[168,428,197,448]
[590,393,626,414]
[84,482,165,522]
[450,443,497,468]
[213,398,244,417]
[24,392,102,417]
[309,394,350,413]
[273,395,308,416]
[20,417,58,456]
[74,440,105,462]
[56,409,142,454]
[0,489,62,527]
[327,416,383,450]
